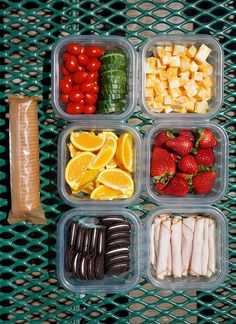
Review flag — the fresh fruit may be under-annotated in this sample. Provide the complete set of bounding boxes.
[156,181,167,194]
[65,55,78,72]
[90,185,128,200]
[66,43,82,56]
[192,170,216,194]
[153,130,174,148]
[179,130,194,141]
[70,131,105,152]
[60,93,69,104]
[103,131,118,140]
[197,129,217,148]
[195,148,215,168]
[84,92,97,105]
[66,101,84,114]
[151,147,176,181]
[80,81,95,93]
[80,182,96,194]
[170,153,180,163]
[97,168,134,197]
[83,104,96,114]
[78,53,89,66]
[115,133,133,172]
[78,169,99,189]
[106,158,117,169]
[87,71,99,82]
[67,142,81,158]
[69,90,84,102]
[73,70,88,84]
[86,46,104,58]
[166,135,193,155]
[87,58,101,72]
[164,175,189,197]
[178,155,198,174]
[60,78,72,94]
[65,152,95,190]
[89,136,117,170]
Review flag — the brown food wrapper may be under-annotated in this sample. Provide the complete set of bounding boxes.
[8,94,46,224]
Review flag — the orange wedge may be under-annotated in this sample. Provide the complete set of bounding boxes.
[97,168,134,197]
[90,185,128,200]
[70,131,105,152]
[72,181,95,195]
[115,133,133,172]
[65,152,95,190]
[89,136,117,170]
[106,157,117,169]
[102,131,118,141]
[67,142,82,158]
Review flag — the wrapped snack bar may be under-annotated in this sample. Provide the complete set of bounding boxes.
[8,94,46,224]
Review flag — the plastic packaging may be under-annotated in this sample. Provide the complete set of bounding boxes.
[57,208,141,294]
[8,94,46,224]
[51,35,137,122]
[58,122,142,207]
[140,34,223,120]
[145,206,228,291]
[144,121,228,205]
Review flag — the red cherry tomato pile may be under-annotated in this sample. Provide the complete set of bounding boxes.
[60,43,104,115]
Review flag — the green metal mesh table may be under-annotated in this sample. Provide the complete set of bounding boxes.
[0,0,235,322]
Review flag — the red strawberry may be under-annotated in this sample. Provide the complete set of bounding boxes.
[156,181,167,194]
[192,170,216,194]
[179,129,194,141]
[164,175,189,197]
[178,155,198,174]
[170,153,180,163]
[195,148,215,167]
[197,129,217,148]
[153,130,174,149]
[151,147,176,180]
[165,136,193,155]
[176,172,193,182]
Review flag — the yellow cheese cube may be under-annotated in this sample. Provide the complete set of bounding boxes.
[195,101,208,114]
[189,60,199,72]
[161,52,171,65]
[205,88,212,100]
[170,87,182,98]
[203,76,213,88]
[173,45,186,56]
[146,57,157,73]
[175,96,189,106]
[146,100,154,108]
[197,87,207,100]
[146,87,154,99]
[151,102,164,112]
[187,45,197,58]
[193,72,204,81]
[169,56,181,67]
[164,106,173,113]
[159,71,168,81]
[165,46,173,53]
[167,67,178,78]
[169,77,181,89]
[153,81,162,96]
[184,79,199,97]
[198,63,213,76]
[154,46,165,58]
[180,59,190,72]
[164,95,172,105]
[195,44,211,63]
[154,95,164,104]
[185,100,195,112]
[146,74,156,87]
[173,106,187,113]
[157,59,166,69]
[179,77,189,86]
[161,80,168,89]
[180,71,190,80]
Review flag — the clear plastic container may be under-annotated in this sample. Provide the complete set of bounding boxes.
[144,121,229,205]
[140,34,223,120]
[51,35,137,122]
[145,206,228,291]
[57,208,142,294]
[58,122,142,207]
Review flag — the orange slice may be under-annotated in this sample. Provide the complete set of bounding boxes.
[89,136,117,170]
[115,133,133,172]
[90,185,128,200]
[97,168,134,197]
[70,131,105,152]
[72,181,95,195]
[65,152,95,190]
[106,157,117,169]
[67,142,82,158]
[102,131,118,141]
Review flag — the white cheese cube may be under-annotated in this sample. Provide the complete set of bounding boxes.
[195,44,211,63]
[203,76,213,88]
[205,88,212,100]
[187,45,197,58]
[198,63,213,76]
[165,46,173,53]
[164,106,173,113]
[169,77,181,89]
[146,87,154,99]
[157,59,166,69]
[164,95,172,105]
[197,88,207,100]
[169,56,181,67]
[195,101,208,113]
[173,45,186,56]
[170,87,181,98]
[161,52,171,65]
[189,60,199,72]
[184,79,199,97]
[146,57,157,73]
[154,46,165,58]
[193,72,204,81]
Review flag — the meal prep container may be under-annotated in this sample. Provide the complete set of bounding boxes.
[51,35,137,122]
[57,208,141,294]
[145,121,229,205]
[58,122,142,207]
[140,34,223,120]
[145,206,228,291]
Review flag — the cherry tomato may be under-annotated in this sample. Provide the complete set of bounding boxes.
[84,92,97,105]
[66,101,84,114]
[66,43,82,56]
[64,75,72,83]
[73,85,80,91]
[80,81,95,93]
[76,65,85,72]
[73,70,88,84]
[83,104,96,114]
[69,90,84,102]
[61,65,70,76]
[91,83,99,94]
[65,55,78,72]
[60,78,72,94]
[87,58,101,72]
[60,93,69,104]
[86,71,98,82]
[86,46,104,58]
[78,53,89,66]
[62,52,70,61]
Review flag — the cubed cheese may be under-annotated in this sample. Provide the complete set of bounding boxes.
[197,87,207,100]
[180,71,190,79]
[180,58,191,72]
[146,74,156,87]
[161,80,168,89]
[173,45,186,56]
[167,67,178,78]
[170,87,181,98]
[157,58,166,69]
[195,44,211,63]
[203,76,213,88]
[205,88,212,100]
[185,100,195,112]
[164,95,172,105]
[169,77,181,89]
[146,100,154,108]
[151,102,164,112]
[154,95,164,104]
[169,56,181,67]
[187,45,197,58]
[189,60,199,72]
[198,63,213,76]
[164,106,173,113]
[195,101,208,114]
[154,46,165,58]
[146,87,154,99]
[153,81,162,96]
[184,79,199,97]
[173,106,187,113]
[159,71,168,81]
[193,72,204,81]
[146,57,157,73]
[175,96,189,105]
[161,52,171,65]
[165,46,173,53]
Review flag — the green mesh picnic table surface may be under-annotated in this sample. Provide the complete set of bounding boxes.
[0,0,235,322]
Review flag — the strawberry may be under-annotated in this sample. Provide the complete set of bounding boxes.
[156,181,167,194]
[164,175,189,197]
[170,153,180,163]
[178,155,198,174]
[176,172,193,183]
[165,136,193,155]
[151,147,176,181]
[195,148,215,168]
[197,129,217,148]
[179,129,194,141]
[192,170,216,194]
[153,130,174,149]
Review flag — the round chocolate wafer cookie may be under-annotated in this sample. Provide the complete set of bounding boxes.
[106,238,130,249]
[97,227,105,254]
[75,226,85,252]
[95,254,104,280]
[106,231,130,244]
[72,252,82,279]
[105,247,130,258]
[106,263,130,276]
[105,254,130,269]
[106,223,131,234]
[90,227,99,254]
[99,216,127,226]
[87,254,96,280]
[83,228,92,254]
[65,245,75,272]
[69,221,79,247]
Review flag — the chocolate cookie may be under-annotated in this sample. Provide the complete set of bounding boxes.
[106,231,130,243]
[99,216,127,226]
[106,238,130,249]
[105,247,130,258]
[97,228,105,254]
[107,223,131,234]
[69,221,79,247]
[94,254,104,280]
[65,245,75,272]
[105,254,130,269]
[106,263,129,276]
[75,226,85,252]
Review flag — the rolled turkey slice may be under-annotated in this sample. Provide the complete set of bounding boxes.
[182,216,196,276]
[171,216,182,278]
[202,217,209,276]
[156,216,171,280]
[189,217,205,276]
[207,218,216,277]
